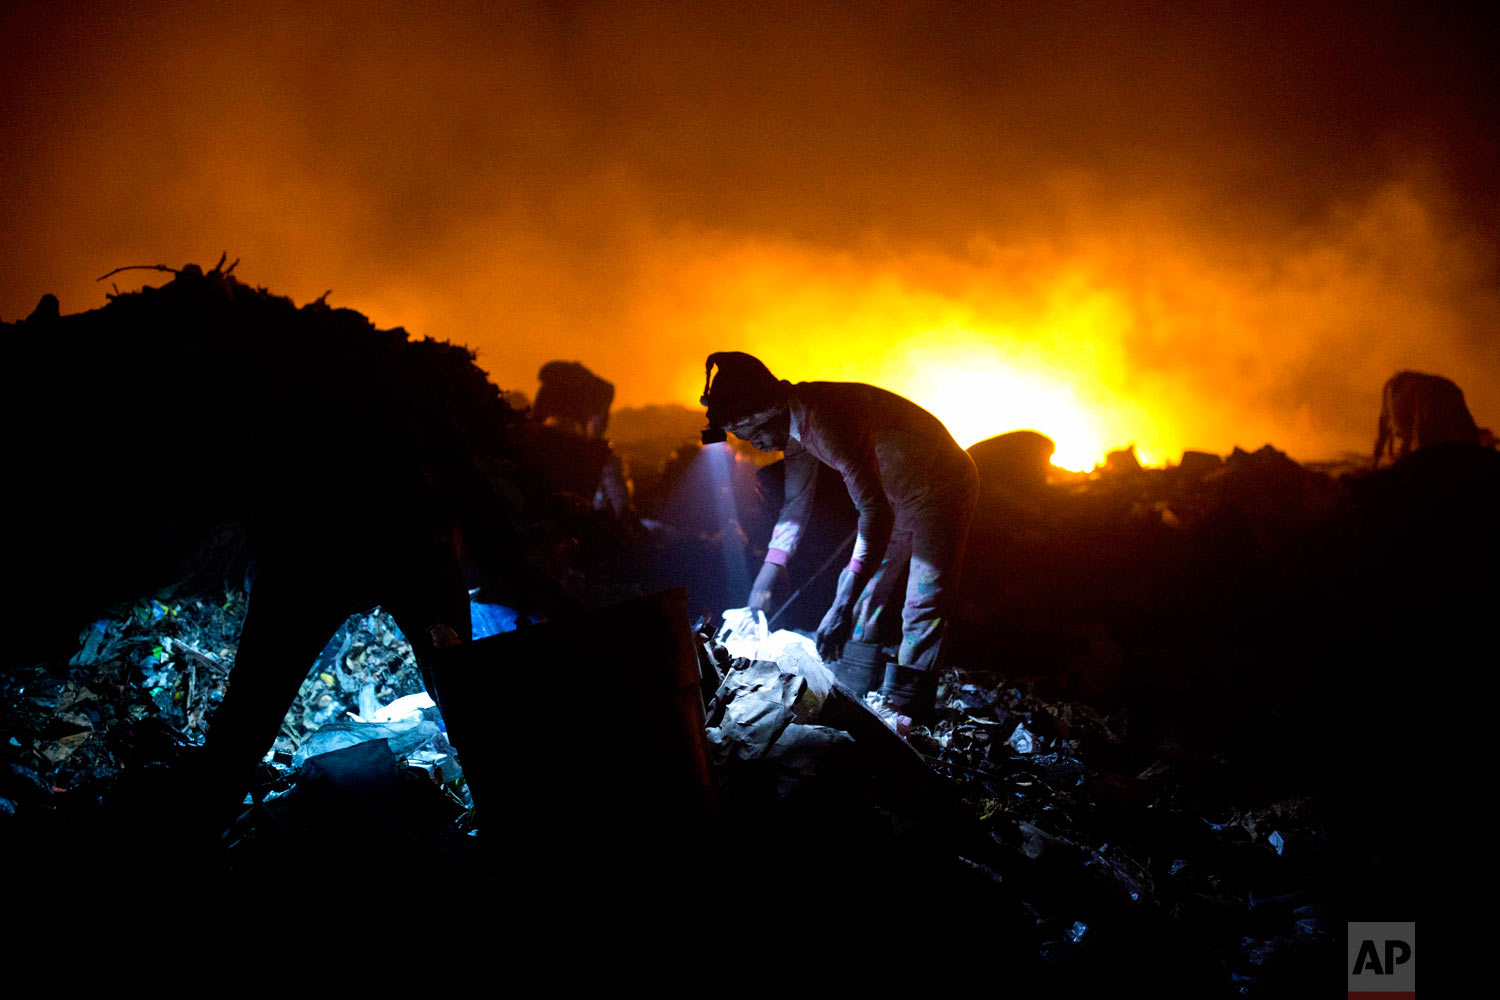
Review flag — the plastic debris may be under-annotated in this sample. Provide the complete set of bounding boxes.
[406,748,462,784]
[367,691,436,723]
[1008,723,1038,755]
[707,658,825,761]
[291,707,444,767]
[469,601,531,639]
[715,607,824,672]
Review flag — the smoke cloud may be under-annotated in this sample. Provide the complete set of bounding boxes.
[4,1,1496,466]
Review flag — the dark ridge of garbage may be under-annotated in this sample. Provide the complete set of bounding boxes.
[5,264,698,664]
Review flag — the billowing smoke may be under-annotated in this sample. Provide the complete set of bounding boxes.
[4,1,1496,466]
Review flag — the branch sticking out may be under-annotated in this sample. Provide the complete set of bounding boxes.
[96,263,178,282]
[97,254,240,284]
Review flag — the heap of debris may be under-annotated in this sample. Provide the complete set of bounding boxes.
[3,265,1496,983]
[1,263,646,917]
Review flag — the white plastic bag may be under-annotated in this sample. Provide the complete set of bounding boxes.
[716,607,770,660]
[716,608,825,665]
[713,607,834,725]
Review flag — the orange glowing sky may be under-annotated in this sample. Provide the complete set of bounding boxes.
[3,1,1498,470]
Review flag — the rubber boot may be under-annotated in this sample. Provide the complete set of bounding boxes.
[833,640,886,697]
[878,663,939,724]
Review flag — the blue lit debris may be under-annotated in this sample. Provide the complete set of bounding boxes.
[1008,723,1037,754]
[469,602,530,639]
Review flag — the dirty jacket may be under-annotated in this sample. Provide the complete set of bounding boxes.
[765,381,974,573]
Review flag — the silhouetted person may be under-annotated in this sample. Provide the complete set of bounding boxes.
[534,360,632,516]
[700,351,978,726]
[1374,370,1492,467]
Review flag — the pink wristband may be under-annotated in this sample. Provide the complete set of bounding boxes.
[847,558,866,575]
[765,548,790,567]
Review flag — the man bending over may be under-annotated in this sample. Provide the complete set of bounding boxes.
[700,351,978,727]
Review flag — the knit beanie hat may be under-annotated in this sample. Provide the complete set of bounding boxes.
[701,352,785,428]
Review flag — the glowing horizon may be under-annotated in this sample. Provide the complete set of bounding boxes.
[5,3,1497,474]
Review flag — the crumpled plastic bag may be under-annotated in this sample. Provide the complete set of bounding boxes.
[366,691,436,724]
[717,608,824,674]
[708,609,837,760]
[292,705,443,767]
[716,607,770,659]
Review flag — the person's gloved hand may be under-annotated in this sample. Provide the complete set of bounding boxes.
[747,561,783,615]
[815,600,853,662]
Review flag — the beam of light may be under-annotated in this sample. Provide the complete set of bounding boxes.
[699,443,752,600]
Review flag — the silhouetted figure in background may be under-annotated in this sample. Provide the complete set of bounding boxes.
[967,430,1055,496]
[534,360,632,516]
[1374,370,1492,467]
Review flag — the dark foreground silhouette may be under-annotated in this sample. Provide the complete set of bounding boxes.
[1,263,573,846]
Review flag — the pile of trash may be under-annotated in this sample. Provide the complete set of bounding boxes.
[1,261,645,850]
[921,668,1335,992]
[2,433,1487,987]
[706,608,839,762]
[0,591,476,830]
[281,607,429,745]
[1,594,244,802]
[699,618,1338,992]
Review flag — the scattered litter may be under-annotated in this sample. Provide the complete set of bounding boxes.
[367,691,436,723]
[406,748,462,784]
[1008,723,1038,755]
[291,708,444,767]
